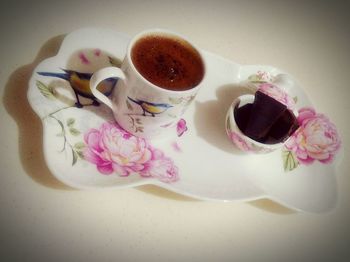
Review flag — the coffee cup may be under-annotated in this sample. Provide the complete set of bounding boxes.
[90,29,205,139]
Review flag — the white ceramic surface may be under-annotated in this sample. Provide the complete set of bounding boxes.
[27,27,341,213]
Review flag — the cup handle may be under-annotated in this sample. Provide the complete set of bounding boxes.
[90,67,126,109]
[246,73,297,93]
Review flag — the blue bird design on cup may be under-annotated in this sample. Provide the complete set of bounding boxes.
[37,69,117,108]
[127,96,173,117]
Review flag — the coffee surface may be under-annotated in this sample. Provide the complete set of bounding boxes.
[131,35,204,91]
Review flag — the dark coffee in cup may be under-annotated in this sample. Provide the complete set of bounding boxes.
[131,34,204,91]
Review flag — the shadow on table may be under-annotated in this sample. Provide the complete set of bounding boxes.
[194,83,255,154]
[249,199,295,214]
[138,185,295,214]
[3,34,71,190]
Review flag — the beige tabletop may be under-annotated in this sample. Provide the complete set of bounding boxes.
[1,0,349,261]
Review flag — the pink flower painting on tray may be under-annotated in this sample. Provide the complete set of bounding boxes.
[84,122,179,182]
[283,107,341,171]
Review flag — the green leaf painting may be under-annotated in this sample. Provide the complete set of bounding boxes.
[282,149,299,172]
[184,95,196,106]
[167,113,177,118]
[36,80,56,100]
[135,126,144,133]
[74,142,85,161]
[74,142,86,150]
[76,150,85,160]
[293,96,298,104]
[69,128,81,136]
[66,118,75,127]
[72,148,78,166]
[247,75,266,83]
[169,97,183,105]
[126,99,134,111]
[39,79,90,166]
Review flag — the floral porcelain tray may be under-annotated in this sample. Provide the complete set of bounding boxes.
[28,28,342,213]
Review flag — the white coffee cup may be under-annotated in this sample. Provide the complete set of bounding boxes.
[90,29,206,139]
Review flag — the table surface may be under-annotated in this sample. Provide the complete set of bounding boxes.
[1,0,349,261]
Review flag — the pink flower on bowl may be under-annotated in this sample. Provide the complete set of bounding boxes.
[84,122,179,182]
[284,107,341,164]
[258,83,296,110]
[228,131,253,152]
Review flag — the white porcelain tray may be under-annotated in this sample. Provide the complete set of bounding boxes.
[27,28,342,213]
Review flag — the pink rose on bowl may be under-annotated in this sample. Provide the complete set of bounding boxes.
[258,83,295,110]
[228,131,253,152]
[285,107,341,164]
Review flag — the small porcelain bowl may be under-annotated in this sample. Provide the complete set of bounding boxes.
[226,94,279,153]
[225,94,298,154]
